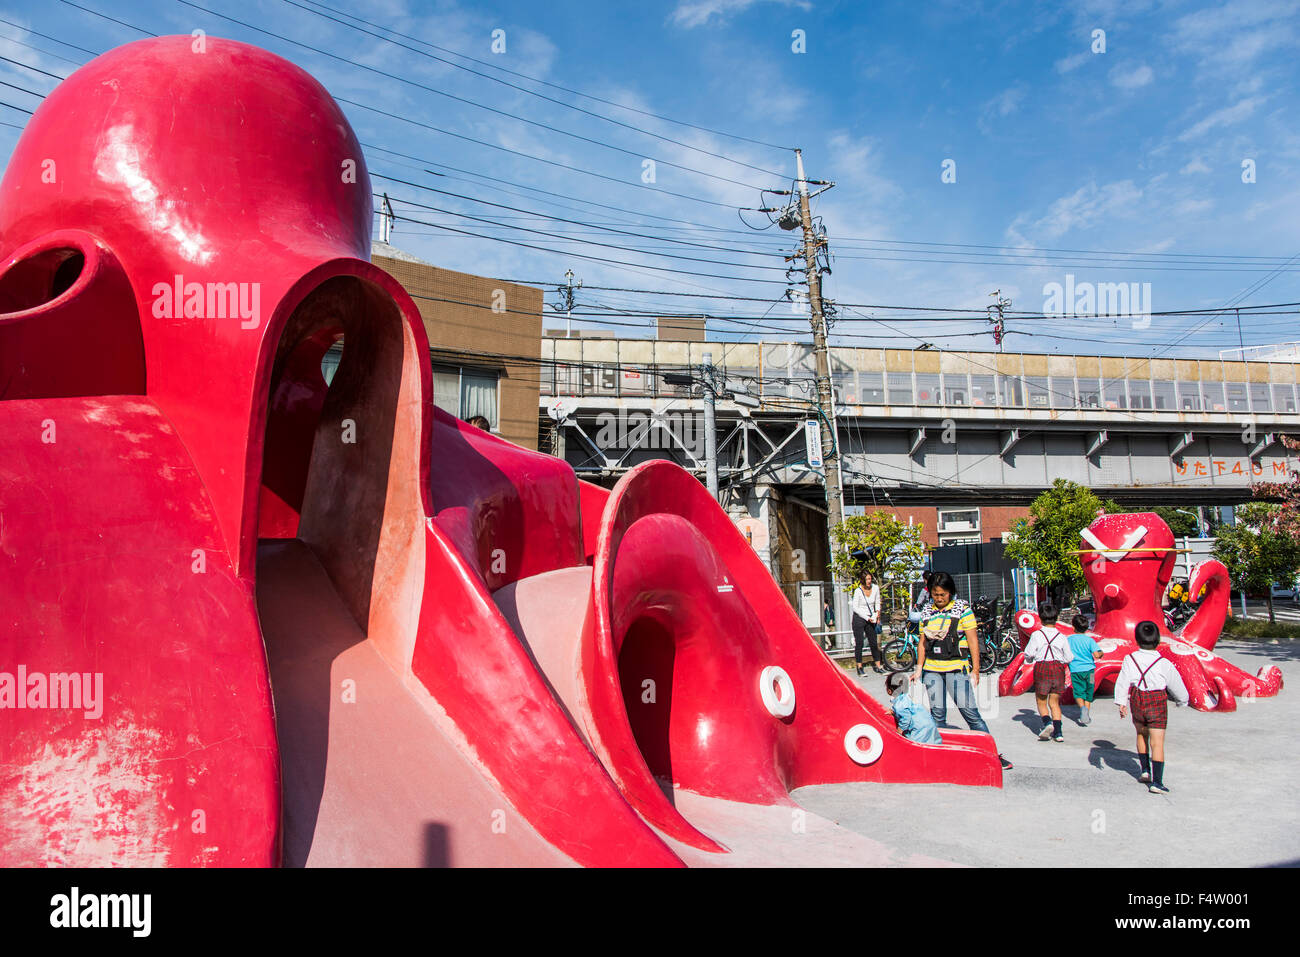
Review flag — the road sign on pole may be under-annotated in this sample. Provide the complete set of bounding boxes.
[805,419,824,469]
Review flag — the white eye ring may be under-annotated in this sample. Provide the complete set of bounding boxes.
[844,724,884,765]
[759,666,795,718]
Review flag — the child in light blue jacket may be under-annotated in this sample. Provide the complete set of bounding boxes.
[886,672,942,744]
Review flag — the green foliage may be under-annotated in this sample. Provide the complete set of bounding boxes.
[1213,502,1300,623]
[1100,503,1202,537]
[1003,479,1107,599]
[1251,434,1300,541]
[1151,506,1200,537]
[829,512,927,590]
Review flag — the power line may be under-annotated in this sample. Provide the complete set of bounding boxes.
[294,0,792,152]
[392,208,795,285]
[171,0,771,192]
[278,0,791,177]
[372,175,790,261]
[380,189,788,274]
[0,52,66,81]
[343,96,745,210]
[53,0,771,201]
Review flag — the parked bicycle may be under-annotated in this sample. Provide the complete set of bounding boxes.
[881,619,919,673]
[972,596,1018,671]
[883,608,1003,674]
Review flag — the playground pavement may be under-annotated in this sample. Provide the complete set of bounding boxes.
[794,638,1300,867]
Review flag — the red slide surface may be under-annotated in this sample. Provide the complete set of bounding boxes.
[1,35,998,867]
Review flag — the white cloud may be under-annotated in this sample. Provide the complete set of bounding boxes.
[1169,0,1297,69]
[977,86,1026,135]
[1177,96,1263,141]
[1055,51,1091,74]
[670,0,812,29]
[1180,158,1210,174]
[1174,197,1213,215]
[1110,64,1154,89]
[1009,180,1144,241]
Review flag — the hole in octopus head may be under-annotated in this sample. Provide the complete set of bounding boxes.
[0,247,85,312]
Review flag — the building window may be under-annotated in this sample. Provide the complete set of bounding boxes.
[998,375,1025,407]
[1200,381,1225,413]
[943,372,969,406]
[860,372,885,405]
[433,362,500,429]
[321,341,343,386]
[969,375,996,407]
[937,507,982,545]
[886,371,913,405]
[1025,376,1050,408]
[1076,378,1101,409]
[1273,383,1296,414]
[1049,376,1075,409]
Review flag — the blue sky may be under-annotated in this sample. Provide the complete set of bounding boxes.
[2,0,1298,357]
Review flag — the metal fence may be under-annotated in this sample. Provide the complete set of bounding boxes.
[792,573,1022,656]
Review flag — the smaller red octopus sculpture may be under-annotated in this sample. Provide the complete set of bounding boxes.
[998,511,1283,712]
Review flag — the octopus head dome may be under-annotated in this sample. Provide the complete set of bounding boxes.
[0,34,371,268]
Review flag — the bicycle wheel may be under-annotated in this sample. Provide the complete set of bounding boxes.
[979,641,996,674]
[882,640,915,673]
[996,630,1019,667]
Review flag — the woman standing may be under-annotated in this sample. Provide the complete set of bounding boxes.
[850,571,883,676]
[912,572,1013,770]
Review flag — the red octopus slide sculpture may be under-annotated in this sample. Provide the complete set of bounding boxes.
[999,512,1283,712]
[0,36,1002,867]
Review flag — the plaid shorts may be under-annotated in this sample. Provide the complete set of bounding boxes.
[1129,688,1168,729]
[1033,660,1068,696]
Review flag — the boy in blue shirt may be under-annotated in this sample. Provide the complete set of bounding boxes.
[1067,613,1103,726]
[885,672,942,744]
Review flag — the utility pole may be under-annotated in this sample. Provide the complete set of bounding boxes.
[379,193,395,244]
[793,149,844,546]
[702,351,719,500]
[988,289,1010,352]
[558,269,582,338]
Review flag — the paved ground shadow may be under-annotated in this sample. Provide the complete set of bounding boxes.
[1087,738,1143,778]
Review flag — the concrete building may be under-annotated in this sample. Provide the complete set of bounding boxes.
[369,244,542,449]
[539,336,1300,585]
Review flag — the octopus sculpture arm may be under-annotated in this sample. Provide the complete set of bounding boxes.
[997,513,1284,713]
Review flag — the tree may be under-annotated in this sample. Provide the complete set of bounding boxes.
[830,512,927,615]
[1003,479,1107,606]
[1212,502,1300,624]
[1152,506,1200,538]
[1252,433,1300,541]
[1101,503,1202,537]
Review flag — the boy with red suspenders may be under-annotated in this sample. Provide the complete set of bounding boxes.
[1113,620,1190,794]
[1021,602,1073,742]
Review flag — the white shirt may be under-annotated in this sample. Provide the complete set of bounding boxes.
[1112,649,1190,706]
[850,583,879,622]
[1022,626,1073,664]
